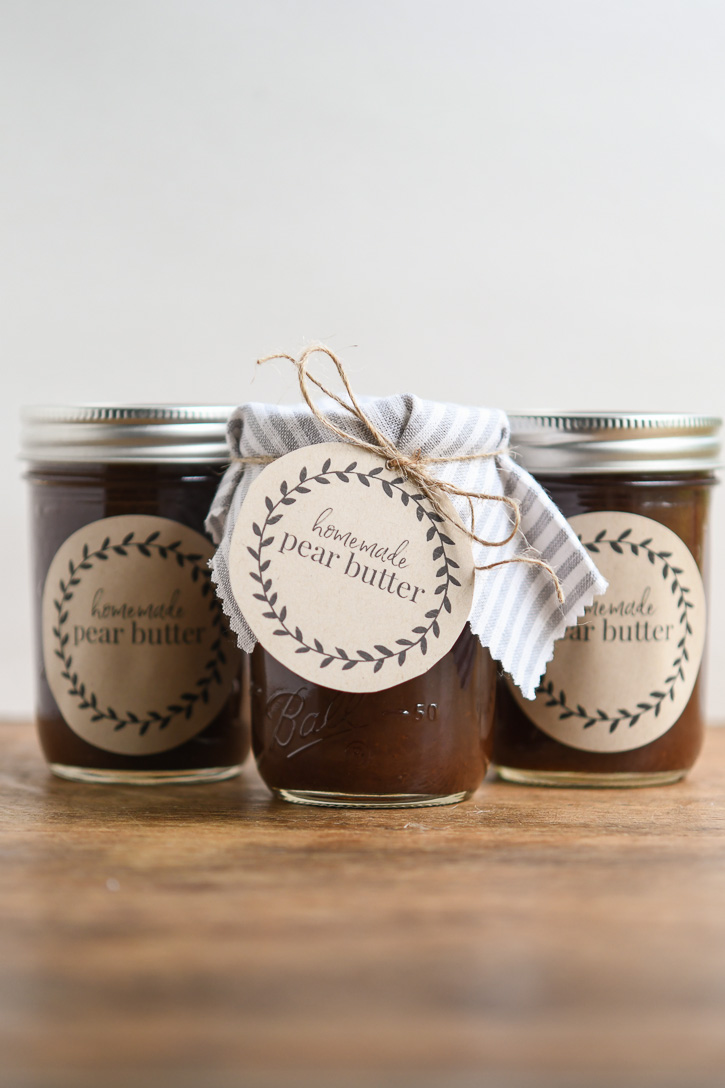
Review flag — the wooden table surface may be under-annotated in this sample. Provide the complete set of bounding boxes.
[2,721,725,1088]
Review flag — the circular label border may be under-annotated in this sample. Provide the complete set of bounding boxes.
[510,511,706,752]
[43,515,237,755]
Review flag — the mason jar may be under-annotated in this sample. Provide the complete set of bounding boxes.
[494,412,720,787]
[250,628,495,808]
[22,405,249,784]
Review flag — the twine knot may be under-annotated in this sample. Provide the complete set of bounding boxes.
[385,447,422,476]
[244,345,564,602]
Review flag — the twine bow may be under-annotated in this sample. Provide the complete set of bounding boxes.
[242,345,563,601]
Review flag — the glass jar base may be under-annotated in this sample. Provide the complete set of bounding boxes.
[494,765,688,788]
[274,788,473,809]
[48,763,243,786]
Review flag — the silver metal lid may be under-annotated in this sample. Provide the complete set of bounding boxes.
[507,412,721,475]
[20,404,235,464]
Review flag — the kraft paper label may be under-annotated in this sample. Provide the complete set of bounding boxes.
[42,515,238,755]
[509,511,706,752]
[228,442,475,692]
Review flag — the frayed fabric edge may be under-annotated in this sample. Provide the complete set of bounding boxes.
[504,574,609,701]
[208,551,257,655]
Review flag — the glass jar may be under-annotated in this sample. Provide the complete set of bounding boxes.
[494,412,720,787]
[22,405,249,784]
[250,627,495,807]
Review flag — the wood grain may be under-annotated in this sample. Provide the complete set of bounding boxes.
[1,720,725,1088]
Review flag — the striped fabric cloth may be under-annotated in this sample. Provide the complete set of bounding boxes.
[206,395,607,699]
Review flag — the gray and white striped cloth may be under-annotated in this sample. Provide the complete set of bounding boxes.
[206,395,607,699]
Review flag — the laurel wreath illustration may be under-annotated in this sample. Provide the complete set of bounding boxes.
[51,530,229,735]
[246,456,462,675]
[536,527,695,734]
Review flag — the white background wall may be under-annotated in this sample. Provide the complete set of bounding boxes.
[2,0,724,718]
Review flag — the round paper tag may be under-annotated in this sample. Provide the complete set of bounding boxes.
[508,510,706,752]
[228,442,475,692]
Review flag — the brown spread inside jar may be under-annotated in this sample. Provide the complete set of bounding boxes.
[251,626,495,807]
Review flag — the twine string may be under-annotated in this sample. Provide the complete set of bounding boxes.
[237,345,564,602]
